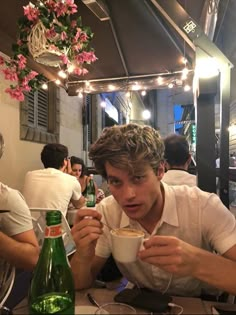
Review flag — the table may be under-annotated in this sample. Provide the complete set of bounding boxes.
[13,285,236,314]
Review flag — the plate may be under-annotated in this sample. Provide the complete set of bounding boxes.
[75,305,98,314]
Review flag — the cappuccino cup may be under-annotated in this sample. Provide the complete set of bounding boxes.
[110,228,145,263]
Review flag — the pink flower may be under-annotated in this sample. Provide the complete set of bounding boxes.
[73,67,88,76]
[71,20,77,28]
[72,43,82,52]
[2,68,18,81]
[0,56,4,66]
[26,71,38,81]
[47,0,57,11]
[46,27,57,39]
[80,32,88,42]
[74,28,82,41]
[18,54,27,70]
[81,68,88,75]
[23,4,39,22]
[76,51,98,64]
[73,68,82,75]
[60,54,69,65]
[66,0,77,14]
[61,31,67,41]
[5,87,25,101]
[17,39,23,46]
[55,2,68,17]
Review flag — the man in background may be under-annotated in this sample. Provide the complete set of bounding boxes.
[162,133,197,186]
[23,143,85,218]
[0,132,39,270]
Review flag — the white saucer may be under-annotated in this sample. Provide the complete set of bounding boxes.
[75,305,98,314]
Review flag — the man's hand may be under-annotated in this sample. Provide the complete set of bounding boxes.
[71,209,103,260]
[138,235,198,277]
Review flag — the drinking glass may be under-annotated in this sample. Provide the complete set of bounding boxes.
[95,302,136,314]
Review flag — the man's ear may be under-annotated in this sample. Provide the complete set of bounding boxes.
[60,158,67,172]
[157,161,165,179]
[186,154,192,166]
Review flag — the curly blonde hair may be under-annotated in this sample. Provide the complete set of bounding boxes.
[89,124,164,178]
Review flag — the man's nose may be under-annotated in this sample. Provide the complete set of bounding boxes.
[124,184,136,199]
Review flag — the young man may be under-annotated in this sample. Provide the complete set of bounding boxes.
[0,133,39,270]
[162,133,197,186]
[23,143,85,217]
[71,124,236,296]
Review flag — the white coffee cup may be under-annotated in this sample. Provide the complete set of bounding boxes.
[110,228,145,263]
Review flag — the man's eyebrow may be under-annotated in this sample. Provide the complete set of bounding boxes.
[107,175,119,180]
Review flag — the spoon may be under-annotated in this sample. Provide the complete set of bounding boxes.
[85,215,112,230]
[87,293,100,308]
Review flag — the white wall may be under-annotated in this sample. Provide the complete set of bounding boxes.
[59,88,84,157]
[0,72,84,192]
[0,72,43,191]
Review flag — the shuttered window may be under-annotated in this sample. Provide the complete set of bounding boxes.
[20,83,59,143]
[27,88,48,130]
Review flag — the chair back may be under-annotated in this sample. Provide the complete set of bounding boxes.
[30,208,76,256]
[0,261,15,308]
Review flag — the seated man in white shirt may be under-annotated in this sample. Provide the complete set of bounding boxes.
[70,124,236,297]
[162,133,197,187]
[23,143,85,218]
[0,132,39,270]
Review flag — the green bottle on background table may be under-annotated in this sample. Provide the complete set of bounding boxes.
[86,174,96,207]
[28,210,75,314]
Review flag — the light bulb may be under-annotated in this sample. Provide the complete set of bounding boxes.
[55,79,61,85]
[141,90,146,96]
[184,84,191,92]
[100,101,106,108]
[142,110,151,120]
[58,70,67,79]
[157,77,163,84]
[41,83,48,90]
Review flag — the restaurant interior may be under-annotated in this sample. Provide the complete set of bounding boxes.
[1,0,236,313]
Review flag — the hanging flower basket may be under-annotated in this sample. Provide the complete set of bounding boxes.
[27,20,62,67]
[0,0,97,101]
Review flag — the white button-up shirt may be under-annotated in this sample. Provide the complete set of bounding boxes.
[96,183,236,296]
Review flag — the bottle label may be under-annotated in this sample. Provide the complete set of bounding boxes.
[45,224,62,238]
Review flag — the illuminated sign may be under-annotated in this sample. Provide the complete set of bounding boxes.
[191,124,196,145]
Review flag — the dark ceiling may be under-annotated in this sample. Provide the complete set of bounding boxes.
[0,0,207,96]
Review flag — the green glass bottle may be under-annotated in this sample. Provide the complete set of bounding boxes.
[29,210,75,314]
[86,174,96,207]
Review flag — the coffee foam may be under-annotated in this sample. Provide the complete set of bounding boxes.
[112,228,144,237]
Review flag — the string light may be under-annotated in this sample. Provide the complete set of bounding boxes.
[55,79,61,85]
[78,91,83,98]
[100,101,106,108]
[184,84,191,92]
[142,109,151,120]
[41,83,48,90]
[58,70,67,79]
[36,59,193,98]
[141,90,146,96]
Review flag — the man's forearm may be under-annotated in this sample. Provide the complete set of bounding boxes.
[0,232,39,270]
[70,252,95,290]
[192,248,236,295]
